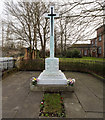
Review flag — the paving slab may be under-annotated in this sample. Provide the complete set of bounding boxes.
[3,109,17,118]
[2,71,104,118]
[75,79,103,112]
[2,71,43,118]
[75,73,103,99]
[86,112,103,118]
[62,92,87,118]
[75,75,103,112]
[63,72,103,118]
[14,92,43,118]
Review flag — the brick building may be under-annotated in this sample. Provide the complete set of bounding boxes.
[2,47,24,58]
[24,47,40,60]
[90,37,97,57]
[69,44,91,57]
[24,48,36,60]
[68,25,105,58]
[91,25,105,58]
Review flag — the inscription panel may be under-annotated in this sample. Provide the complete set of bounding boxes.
[45,58,59,71]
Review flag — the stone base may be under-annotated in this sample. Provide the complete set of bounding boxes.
[38,70,67,85]
[30,84,74,92]
[37,57,67,85]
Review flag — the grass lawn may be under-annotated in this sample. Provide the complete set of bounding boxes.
[59,57,104,62]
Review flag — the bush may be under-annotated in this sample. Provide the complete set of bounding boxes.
[72,49,81,58]
[61,51,67,58]
[66,50,72,58]
[66,49,81,58]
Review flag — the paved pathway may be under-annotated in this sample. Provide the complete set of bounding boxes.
[63,72,103,118]
[2,71,104,118]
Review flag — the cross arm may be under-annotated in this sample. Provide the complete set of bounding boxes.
[45,13,59,19]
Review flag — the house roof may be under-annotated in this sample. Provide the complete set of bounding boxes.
[96,24,105,30]
[91,37,97,41]
[70,44,91,48]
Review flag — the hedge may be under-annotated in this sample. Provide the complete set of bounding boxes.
[19,59,44,71]
[19,59,105,78]
[60,60,105,78]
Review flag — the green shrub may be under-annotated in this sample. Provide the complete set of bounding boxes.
[66,50,72,58]
[65,49,81,58]
[72,49,81,58]
[62,51,67,58]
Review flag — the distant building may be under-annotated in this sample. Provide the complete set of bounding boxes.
[24,47,39,60]
[91,25,105,58]
[69,25,105,58]
[90,38,97,57]
[69,44,91,57]
[2,47,24,58]
[24,47,35,60]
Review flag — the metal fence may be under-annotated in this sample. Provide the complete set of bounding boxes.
[0,57,15,71]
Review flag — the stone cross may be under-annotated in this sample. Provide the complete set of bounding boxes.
[45,6,59,58]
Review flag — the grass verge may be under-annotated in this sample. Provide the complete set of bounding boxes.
[59,57,104,62]
[39,92,65,117]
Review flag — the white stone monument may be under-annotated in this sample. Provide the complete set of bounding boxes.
[38,6,67,85]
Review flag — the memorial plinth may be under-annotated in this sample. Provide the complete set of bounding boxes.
[38,57,67,85]
[30,84,74,92]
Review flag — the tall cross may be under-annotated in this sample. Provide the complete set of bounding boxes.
[45,6,59,58]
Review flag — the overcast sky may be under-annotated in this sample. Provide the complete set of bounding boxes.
[0,0,104,47]
[0,0,4,46]
[0,0,4,15]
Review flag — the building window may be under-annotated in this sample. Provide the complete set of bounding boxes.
[91,41,94,45]
[93,49,96,52]
[95,39,97,46]
[84,50,87,55]
[99,34,101,41]
[98,47,101,54]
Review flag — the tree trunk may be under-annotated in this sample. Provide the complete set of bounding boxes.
[61,32,63,56]
[2,21,4,48]
[42,46,45,59]
[38,28,46,58]
[60,19,63,56]
[29,47,32,60]
[34,25,37,59]
[54,29,57,57]
[64,23,67,52]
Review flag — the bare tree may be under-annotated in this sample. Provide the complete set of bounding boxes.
[58,0,104,44]
[3,0,104,58]
[4,1,51,59]
[36,2,50,58]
